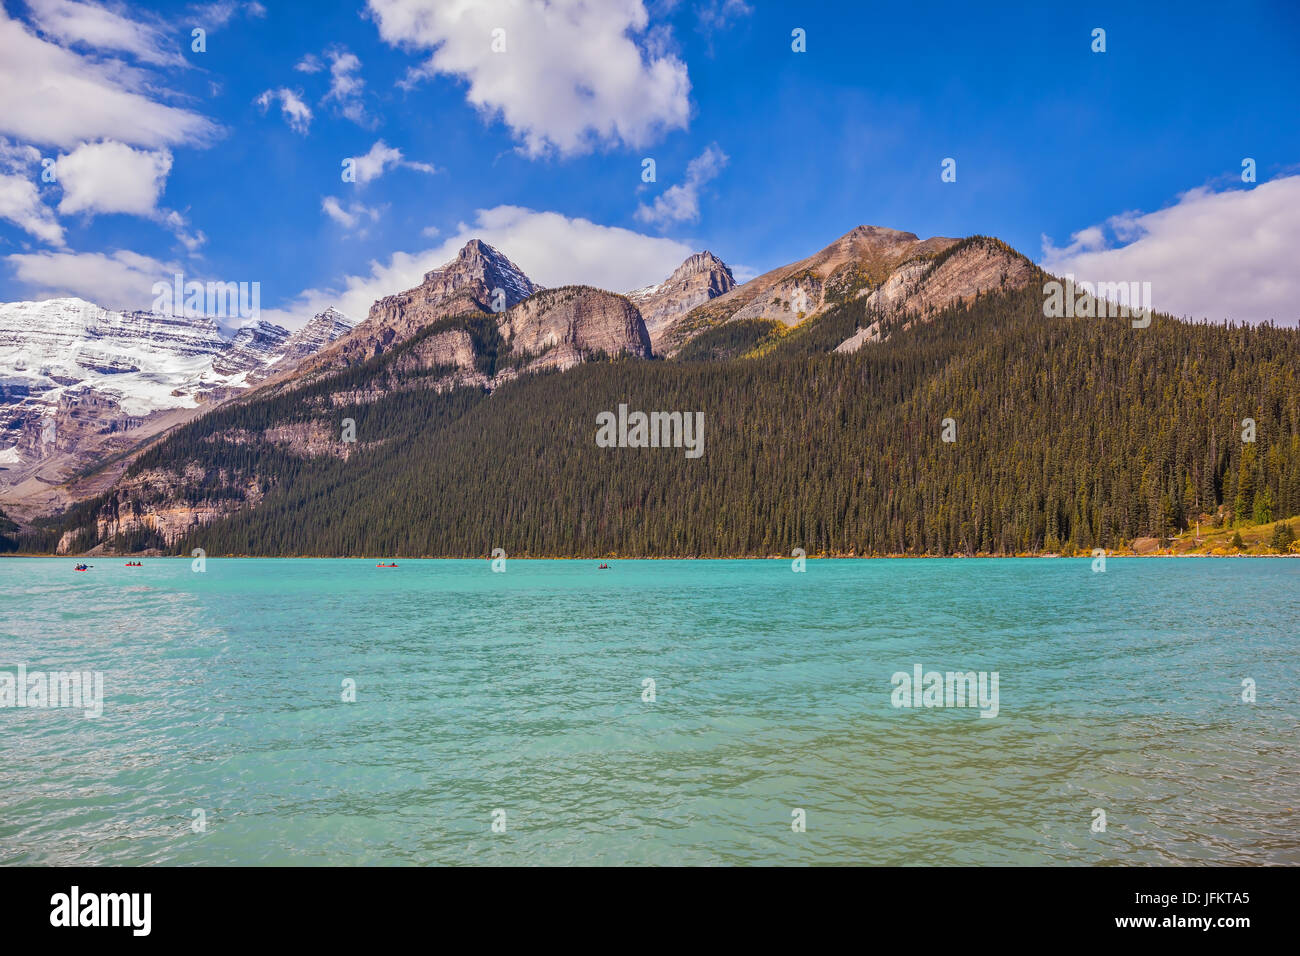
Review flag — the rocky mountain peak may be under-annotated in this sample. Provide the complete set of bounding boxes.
[628,250,737,339]
[657,226,1023,355]
[843,225,920,243]
[825,225,939,265]
[835,236,1036,353]
[315,306,350,324]
[257,307,356,378]
[669,250,734,284]
[418,238,537,306]
[305,241,539,374]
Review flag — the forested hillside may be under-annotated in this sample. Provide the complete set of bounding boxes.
[0,507,19,553]
[24,283,1300,557]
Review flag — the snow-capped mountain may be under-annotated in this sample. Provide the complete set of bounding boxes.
[0,297,352,487]
[212,320,293,377]
[0,297,234,417]
[276,307,354,366]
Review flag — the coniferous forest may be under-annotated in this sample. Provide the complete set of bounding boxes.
[27,283,1300,557]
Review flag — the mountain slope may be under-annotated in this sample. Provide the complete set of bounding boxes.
[657,225,962,352]
[656,227,1039,358]
[833,236,1035,352]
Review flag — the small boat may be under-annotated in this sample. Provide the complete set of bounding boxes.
[376,562,398,568]
[597,562,611,570]
[74,564,91,571]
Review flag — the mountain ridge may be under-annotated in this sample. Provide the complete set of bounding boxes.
[654,225,1033,353]
[22,279,1300,558]
[0,224,1171,545]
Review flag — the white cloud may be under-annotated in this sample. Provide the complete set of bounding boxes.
[346,139,436,183]
[0,7,219,148]
[255,88,312,134]
[323,48,369,125]
[0,140,42,169]
[25,0,185,66]
[395,62,434,92]
[696,0,751,34]
[295,52,322,73]
[48,139,202,251]
[367,0,690,157]
[265,205,696,327]
[6,247,180,311]
[321,196,382,231]
[160,209,206,253]
[1041,175,1300,326]
[56,140,172,217]
[0,175,64,246]
[635,143,727,227]
[190,1,267,30]
[0,138,63,245]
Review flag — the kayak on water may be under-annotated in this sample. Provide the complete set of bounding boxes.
[376,563,398,568]
[74,564,91,571]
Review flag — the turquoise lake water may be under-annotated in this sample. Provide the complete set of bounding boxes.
[1,557,1296,866]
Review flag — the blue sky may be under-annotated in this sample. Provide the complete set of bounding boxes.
[1,0,1297,327]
